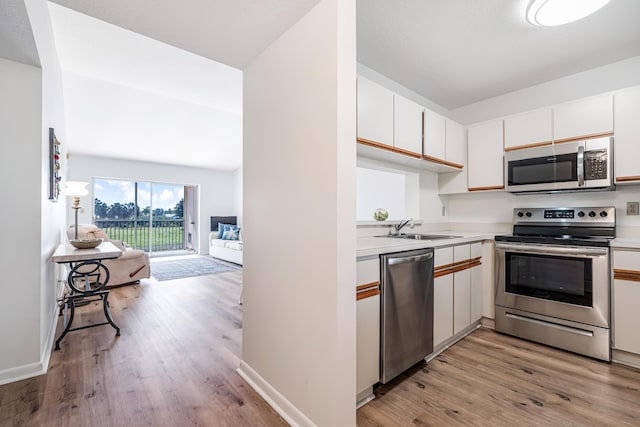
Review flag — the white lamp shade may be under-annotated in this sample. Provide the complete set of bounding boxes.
[63,181,89,197]
[527,0,611,26]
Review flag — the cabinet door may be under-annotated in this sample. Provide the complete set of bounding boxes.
[433,274,453,347]
[469,242,483,323]
[433,247,453,346]
[445,120,465,166]
[467,120,504,191]
[453,244,471,334]
[394,95,423,156]
[504,109,552,150]
[357,77,394,147]
[553,95,613,142]
[614,87,640,183]
[357,258,380,287]
[356,293,380,394]
[424,109,446,161]
[453,268,471,335]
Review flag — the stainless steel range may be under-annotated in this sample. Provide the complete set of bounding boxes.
[495,206,615,361]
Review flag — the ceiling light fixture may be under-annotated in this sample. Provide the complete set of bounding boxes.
[526,0,611,26]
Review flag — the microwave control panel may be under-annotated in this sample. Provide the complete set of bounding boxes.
[584,150,607,180]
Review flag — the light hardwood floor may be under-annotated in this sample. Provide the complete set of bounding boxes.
[358,328,640,426]
[2,271,640,426]
[0,272,287,427]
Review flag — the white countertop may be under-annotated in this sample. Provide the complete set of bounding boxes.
[357,230,496,258]
[611,238,640,250]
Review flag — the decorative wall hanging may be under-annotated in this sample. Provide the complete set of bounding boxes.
[49,128,61,201]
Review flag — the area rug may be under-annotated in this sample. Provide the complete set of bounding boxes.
[151,256,241,281]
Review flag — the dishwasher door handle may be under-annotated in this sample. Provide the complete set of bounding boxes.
[387,253,433,265]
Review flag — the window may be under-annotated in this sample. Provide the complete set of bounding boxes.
[356,167,418,221]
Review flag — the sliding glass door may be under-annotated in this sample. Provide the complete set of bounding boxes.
[93,179,197,256]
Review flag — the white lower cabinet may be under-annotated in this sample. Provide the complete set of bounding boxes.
[356,257,380,403]
[469,242,483,323]
[453,244,471,335]
[433,247,454,346]
[612,250,640,355]
[356,291,380,397]
[433,243,482,347]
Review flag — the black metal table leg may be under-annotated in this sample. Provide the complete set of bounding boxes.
[55,297,76,351]
[101,292,120,336]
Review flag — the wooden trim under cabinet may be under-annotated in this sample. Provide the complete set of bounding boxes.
[613,269,640,282]
[468,186,504,192]
[504,141,553,152]
[356,287,380,301]
[553,131,614,144]
[616,176,640,183]
[356,137,421,159]
[434,258,482,278]
[421,154,464,170]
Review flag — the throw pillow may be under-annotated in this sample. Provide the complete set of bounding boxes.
[221,228,239,240]
[217,223,238,239]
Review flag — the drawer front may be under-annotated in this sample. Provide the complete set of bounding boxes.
[435,247,453,269]
[613,250,640,273]
[454,244,470,263]
[357,258,380,288]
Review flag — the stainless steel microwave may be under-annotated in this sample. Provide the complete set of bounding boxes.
[505,137,613,194]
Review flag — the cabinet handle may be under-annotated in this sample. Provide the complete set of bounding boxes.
[614,269,640,282]
[356,288,380,301]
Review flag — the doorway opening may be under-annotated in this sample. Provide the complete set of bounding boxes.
[93,178,199,257]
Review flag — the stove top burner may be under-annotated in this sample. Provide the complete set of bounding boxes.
[496,206,616,247]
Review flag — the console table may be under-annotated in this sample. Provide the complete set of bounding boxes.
[51,242,123,350]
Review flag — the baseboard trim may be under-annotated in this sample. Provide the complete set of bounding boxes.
[237,360,315,427]
[0,303,58,386]
[612,349,640,370]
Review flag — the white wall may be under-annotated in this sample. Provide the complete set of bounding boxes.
[233,167,243,226]
[27,0,69,372]
[0,58,43,382]
[67,155,236,255]
[241,0,356,425]
[444,186,640,236]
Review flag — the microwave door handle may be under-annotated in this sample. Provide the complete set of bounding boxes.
[577,145,585,186]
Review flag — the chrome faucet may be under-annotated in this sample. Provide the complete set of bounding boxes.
[391,218,413,235]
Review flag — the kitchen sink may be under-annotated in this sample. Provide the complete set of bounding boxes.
[376,233,461,240]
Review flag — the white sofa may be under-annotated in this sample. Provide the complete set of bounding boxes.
[67,224,151,287]
[209,232,243,265]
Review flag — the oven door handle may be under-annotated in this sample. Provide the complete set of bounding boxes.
[495,242,608,256]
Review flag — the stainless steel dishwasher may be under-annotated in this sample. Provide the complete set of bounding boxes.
[380,248,434,383]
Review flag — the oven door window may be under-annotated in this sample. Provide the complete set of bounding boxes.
[508,153,578,186]
[505,252,592,306]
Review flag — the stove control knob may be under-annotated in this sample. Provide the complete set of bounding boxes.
[525,212,532,217]
[589,211,596,217]
[517,212,524,217]
[577,211,585,217]
[600,211,608,217]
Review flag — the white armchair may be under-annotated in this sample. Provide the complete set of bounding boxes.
[66,224,151,287]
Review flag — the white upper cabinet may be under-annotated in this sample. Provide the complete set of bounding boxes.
[467,120,504,191]
[553,95,613,142]
[424,109,446,161]
[504,109,552,150]
[445,120,465,167]
[357,76,394,147]
[614,86,640,183]
[394,94,423,156]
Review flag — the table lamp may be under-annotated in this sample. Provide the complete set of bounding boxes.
[63,181,101,248]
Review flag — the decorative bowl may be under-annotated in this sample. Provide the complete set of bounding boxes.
[374,208,389,221]
[70,238,103,249]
